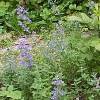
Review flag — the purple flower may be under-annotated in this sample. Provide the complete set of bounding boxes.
[19,60,32,68]
[51,75,65,100]
[16,6,32,33]
[52,79,64,86]
[19,52,33,60]
[15,37,33,68]
[55,22,64,35]
[23,27,31,33]
[18,14,32,23]
[19,52,33,68]
[15,37,32,50]
[16,6,28,15]
[19,61,28,67]
[51,87,59,100]
[18,21,31,33]
[52,75,64,86]
[19,51,33,67]
[18,21,23,26]
[16,6,31,23]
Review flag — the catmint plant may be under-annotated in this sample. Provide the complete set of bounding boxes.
[43,20,67,62]
[48,0,66,52]
[48,21,66,52]
[51,75,65,100]
[15,36,33,68]
[18,21,31,33]
[16,5,32,33]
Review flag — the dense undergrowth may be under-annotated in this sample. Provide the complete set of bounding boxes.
[0,0,100,100]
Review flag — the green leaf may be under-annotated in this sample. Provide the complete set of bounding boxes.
[67,16,82,22]
[31,83,42,90]
[40,8,51,20]
[0,91,6,96]
[67,13,92,24]
[93,4,100,16]
[7,85,14,91]
[79,13,92,23]
[95,44,100,51]
[90,39,100,51]
[69,4,76,10]
[76,6,82,11]
[0,1,9,16]
[6,91,22,99]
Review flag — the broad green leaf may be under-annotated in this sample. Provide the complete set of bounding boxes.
[79,13,92,23]
[40,8,51,20]
[67,13,92,24]
[69,4,76,10]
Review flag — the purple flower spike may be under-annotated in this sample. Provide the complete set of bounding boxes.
[52,75,64,86]
[16,5,32,33]
[15,37,32,50]
[15,37,33,68]
[19,60,32,68]
[51,75,65,100]
[19,61,28,67]
[18,21,31,33]
[16,6,28,15]
[51,87,59,100]
[52,79,64,86]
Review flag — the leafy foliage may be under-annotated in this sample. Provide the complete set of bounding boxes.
[0,0,100,100]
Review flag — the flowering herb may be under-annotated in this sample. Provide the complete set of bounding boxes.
[15,37,33,68]
[51,75,65,100]
[16,5,32,33]
[48,21,66,52]
[55,21,64,35]
[18,21,31,33]
[52,76,64,86]
[15,36,32,50]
